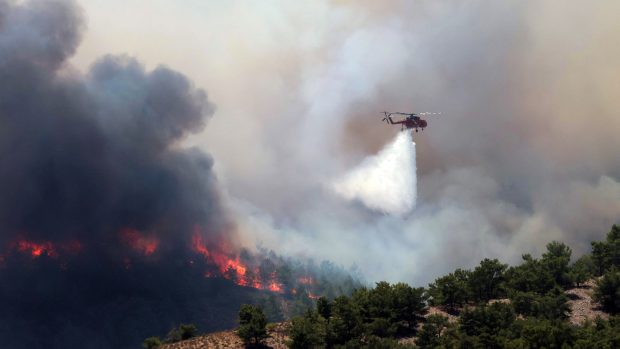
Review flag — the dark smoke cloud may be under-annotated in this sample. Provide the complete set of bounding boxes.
[0,1,246,348]
[0,0,219,249]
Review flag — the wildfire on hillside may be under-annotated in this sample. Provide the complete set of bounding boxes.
[191,230,285,293]
[3,238,83,260]
[120,228,160,256]
[0,229,326,298]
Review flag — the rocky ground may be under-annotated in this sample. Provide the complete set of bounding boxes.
[566,279,608,325]
[160,323,290,349]
[161,280,607,348]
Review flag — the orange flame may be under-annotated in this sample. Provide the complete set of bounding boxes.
[16,240,58,258]
[308,292,320,300]
[6,237,82,260]
[267,282,283,293]
[191,231,283,293]
[120,228,159,256]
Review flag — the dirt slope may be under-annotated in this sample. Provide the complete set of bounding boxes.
[160,323,289,349]
[566,279,608,325]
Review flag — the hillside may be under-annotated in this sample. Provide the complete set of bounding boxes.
[159,280,608,349]
[147,225,620,349]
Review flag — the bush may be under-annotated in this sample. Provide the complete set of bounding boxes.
[570,254,596,286]
[591,225,620,275]
[428,269,470,311]
[142,337,161,349]
[179,323,198,340]
[510,288,570,320]
[509,318,577,349]
[238,304,269,346]
[505,254,556,294]
[341,336,414,348]
[165,327,181,343]
[288,311,326,349]
[594,266,620,313]
[459,302,515,337]
[416,314,449,349]
[469,259,508,302]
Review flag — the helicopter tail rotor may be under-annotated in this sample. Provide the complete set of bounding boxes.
[381,111,390,123]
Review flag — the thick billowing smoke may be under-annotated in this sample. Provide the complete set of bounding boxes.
[0,0,222,247]
[6,2,620,344]
[0,1,253,348]
[332,132,416,216]
[153,1,620,284]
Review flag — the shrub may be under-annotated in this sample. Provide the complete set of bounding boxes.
[238,304,269,346]
[179,323,198,340]
[142,336,162,349]
[416,314,449,349]
[288,311,326,349]
[594,266,620,313]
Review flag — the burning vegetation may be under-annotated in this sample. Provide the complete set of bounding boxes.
[0,229,357,299]
[0,2,364,348]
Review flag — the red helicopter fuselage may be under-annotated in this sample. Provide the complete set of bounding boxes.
[384,115,427,132]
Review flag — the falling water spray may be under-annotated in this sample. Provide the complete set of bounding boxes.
[333,132,417,215]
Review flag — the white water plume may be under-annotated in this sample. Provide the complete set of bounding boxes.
[332,132,417,216]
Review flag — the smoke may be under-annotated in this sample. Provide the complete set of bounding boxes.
[332,132,416,216]
[136,0,620,285]
[0,1,267,348]
[29,0,620,304]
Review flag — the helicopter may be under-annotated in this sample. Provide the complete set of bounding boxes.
[381,111,440,133]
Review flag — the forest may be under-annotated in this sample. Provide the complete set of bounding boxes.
[247,225,620,348]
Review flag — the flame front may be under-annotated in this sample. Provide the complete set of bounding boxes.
[17,240,57,258]
[191,232,283,293]
[1,231,317,299]
[120,228,159,256]
[7,238,83,259]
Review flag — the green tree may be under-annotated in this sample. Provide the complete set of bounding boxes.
[542,241,573,287]
[534,287,571,320]
[391,283,427,331]
[142,337,162,349]
[505,254,555,294]
[416,314,449,349]
[469,258,508,302]
[510,287,570,320]
[238,304,269,346]
[428,269,470,311]
[591,225,620,275]
[573,316,620,348]
[317,297,332,320]
[367,282,395,321]
[508,318,576,349]
[288,311,326,349]
[459,302,515,348]
[592,241,609,276]
[339,336,413,348]
[330,295,363,345]
[594,266,620,313]
[570,254,595,287]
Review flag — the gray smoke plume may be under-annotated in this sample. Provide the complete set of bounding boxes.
[169,1,620,284]
[0,1,255,348]
[3,1,619,346]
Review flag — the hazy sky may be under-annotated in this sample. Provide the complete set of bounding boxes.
[71,0,620,284]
